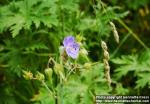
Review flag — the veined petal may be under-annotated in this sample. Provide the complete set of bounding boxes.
[65,42,80,59]
[63,36,75,47]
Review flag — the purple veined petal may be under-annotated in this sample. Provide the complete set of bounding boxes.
[66,48,78,59]
[65,42,80,59]
[63,36,75,47]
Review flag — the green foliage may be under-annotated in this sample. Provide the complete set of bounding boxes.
[111,55,139,80]
[111,50,150,94]
[111,0,150,10]
[125,0,150,10]
[30,63,110,104]
[31,88,55,104]
[0,0,58,37]
[0,0,150,103]
[136,73,150,89]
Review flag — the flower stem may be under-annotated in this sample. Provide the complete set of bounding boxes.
[118,19,149,50]
[41,80,56,98]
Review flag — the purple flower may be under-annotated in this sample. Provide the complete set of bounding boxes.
[63,36,80,59]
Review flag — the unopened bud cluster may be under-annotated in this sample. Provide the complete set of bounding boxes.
[22,70,45,81]
[101,41,111,87]
[23,70,33,80]
[36,72,45,81]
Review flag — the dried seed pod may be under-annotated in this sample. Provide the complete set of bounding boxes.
[104,51,110,60]
[101,41,108,50]
[101,40,111,87]
[110,22,119,43]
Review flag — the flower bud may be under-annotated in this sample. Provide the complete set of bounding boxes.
[36,72,45,81]
[76,35,83,42]
[83,63,92,69]
[54,63,65,80]
[59,46,65,55]
[45,68,53,80]
[54,63,63,75]
[22,70,33,80]
[80,48,88,56]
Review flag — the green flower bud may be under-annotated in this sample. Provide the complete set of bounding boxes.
[45,68,53,80]
[80,48,88,56]
[83,63,92,69]
[59,46,65,55]
[36,72,45,81]
[76,35,83,42]
[54,63,65,80]
[54,63,63,75]
[22,70,33,80]
[76,35,85,43]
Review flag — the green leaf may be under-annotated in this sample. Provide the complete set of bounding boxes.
[136,73,150,89]
[116,83,129,95]
[25,43,48,51]
[31,88,55,104]
[111,55,138,65]
[111,55,139,79]
[0,0,59,37]
[9,15,24,37]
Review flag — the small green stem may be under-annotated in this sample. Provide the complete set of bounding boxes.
[111,33,130,58]
[65,61,78,81]
[41,80,56,98]
[118,19,149,50]
[58,0,64,36]
[22,51,55,57]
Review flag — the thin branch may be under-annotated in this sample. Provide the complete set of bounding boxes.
[118,19,149,50]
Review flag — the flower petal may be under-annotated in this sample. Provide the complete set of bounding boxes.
[65,42,80,59]
[63,36,75,47]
